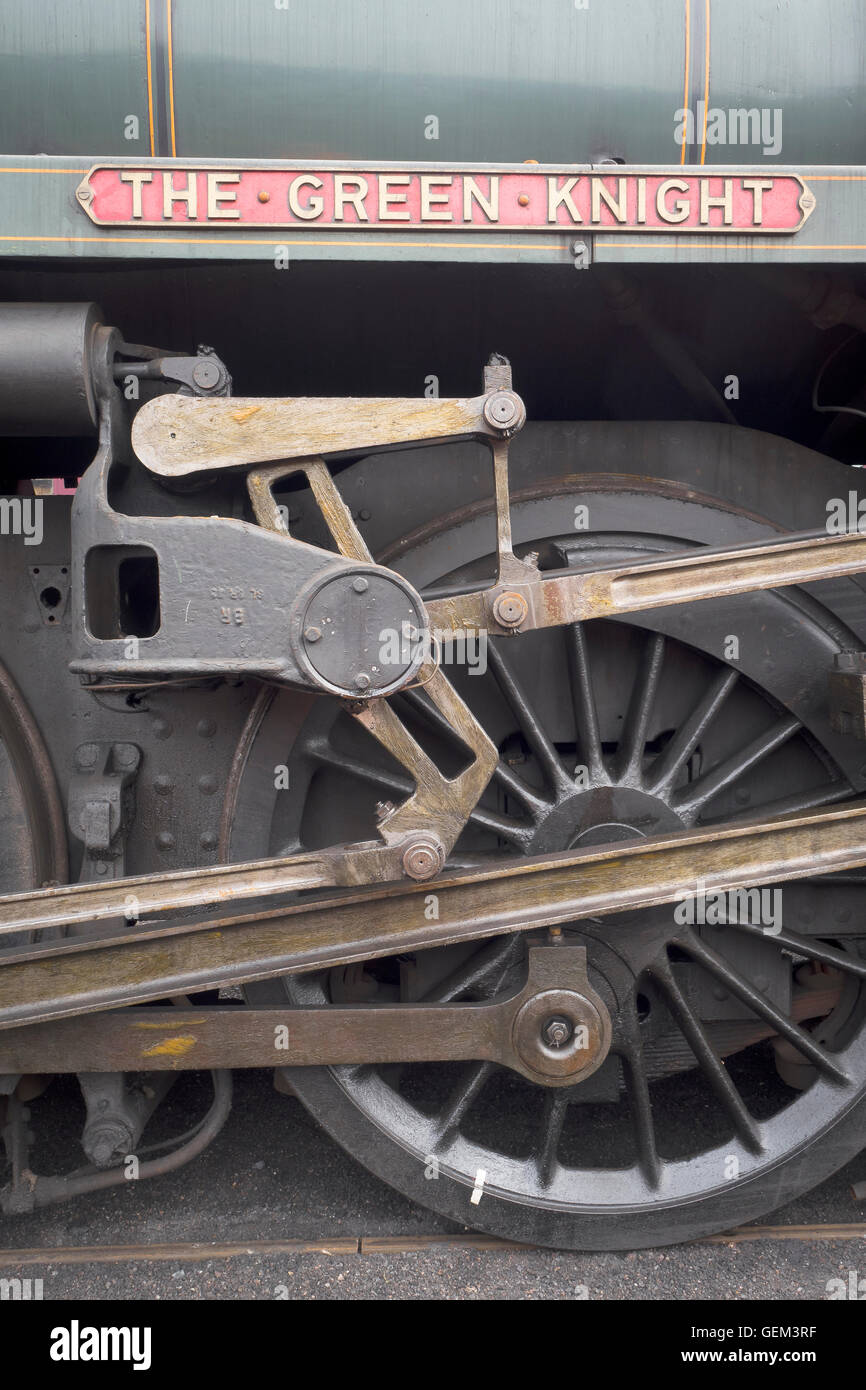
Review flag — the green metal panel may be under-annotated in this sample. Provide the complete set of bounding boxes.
[0,0,864,166]
[708,0,866,166]
[169,0,683,164]
[0,0,150,157]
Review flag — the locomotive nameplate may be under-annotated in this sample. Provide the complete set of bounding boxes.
[75,166,815,235]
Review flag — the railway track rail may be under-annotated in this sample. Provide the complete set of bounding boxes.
[0,1223,865,1269]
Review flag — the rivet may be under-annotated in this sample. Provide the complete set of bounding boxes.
[200,832,218,851]
[197,718,216,738]
[153,719,172,740]
[198,774,218,795]
[154,775,174,796]
[258,190,270,203]
[518,193,530,207]
[156,831,175,850]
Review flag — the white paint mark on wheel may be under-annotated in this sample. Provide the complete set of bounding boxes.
[470,1169,486,1205]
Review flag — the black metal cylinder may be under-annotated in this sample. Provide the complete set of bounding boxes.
[0,302,104,436]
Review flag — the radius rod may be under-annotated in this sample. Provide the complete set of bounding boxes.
[0,801,865,1030]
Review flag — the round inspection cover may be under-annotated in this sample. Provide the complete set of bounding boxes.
[298,567,427,697]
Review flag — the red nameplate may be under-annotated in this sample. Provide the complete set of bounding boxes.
[76,167,815,235]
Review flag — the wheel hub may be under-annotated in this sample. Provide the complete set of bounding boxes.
[523,785,686,854]
[512,984,612,1083]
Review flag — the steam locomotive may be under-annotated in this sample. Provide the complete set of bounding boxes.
[1,0,865,1250]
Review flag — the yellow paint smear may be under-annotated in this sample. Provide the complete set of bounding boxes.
[232,406,262,424]
[141,1035,197,1058]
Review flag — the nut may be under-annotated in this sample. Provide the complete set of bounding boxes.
[543,1017,571,1049]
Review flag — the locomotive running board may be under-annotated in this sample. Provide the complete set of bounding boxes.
[0,801,865,1030]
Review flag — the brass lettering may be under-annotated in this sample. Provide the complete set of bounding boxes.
[462,175,499,222]
[119,170,152,220]
[699,178,733,225]
[162,170,197,220]
[548,176,582,223]
[333,175,369,222]
[590,176,627,224]
[741,177,773,226]
[420,175,453,221]
[636,177,646,224]
[289,175,324,220]
[378,175,411,221]
[206,173,240,219]
[656,178,690,224]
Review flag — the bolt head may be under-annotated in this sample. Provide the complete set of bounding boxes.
[492,590,529,628]
[192,359,221,390]
[401,835,445,881]
[352,576,369,594]
[304,626,322,643]
[353,672,371,691]
[483,391,520,430]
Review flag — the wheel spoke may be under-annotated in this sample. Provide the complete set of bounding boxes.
[536,1089,570,1188]
[617,999,661,1187]
[398,687,471,749]
[651,958,764,1152]
[307,739,413,798]
[672,714,801,823]
[616,632,666,784]
[715,781,852,825]
[418,936,521,1004]
[308,730,533,847]
[399,686,551,817]
[677,931,852,1085]
[431,1061,494,1150]
[467,804,537,850]
[490,760,551,817]
[725,918,866,981]
[646,667,738,796]
[487,643,572,795]
[566,623,607,784]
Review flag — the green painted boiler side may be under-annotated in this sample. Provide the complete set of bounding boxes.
[0,0,863,166]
